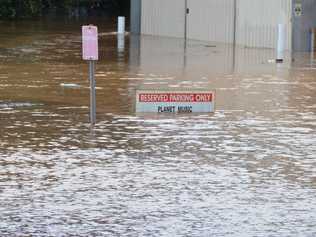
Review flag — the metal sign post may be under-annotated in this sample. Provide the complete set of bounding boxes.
[82,25,98,125]
[89,60,96,124]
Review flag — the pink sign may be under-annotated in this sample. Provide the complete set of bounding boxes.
[82,25,98,60]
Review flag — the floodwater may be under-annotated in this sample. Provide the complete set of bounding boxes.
[0,19,316,236]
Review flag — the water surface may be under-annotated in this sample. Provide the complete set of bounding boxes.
[0,20,316,236]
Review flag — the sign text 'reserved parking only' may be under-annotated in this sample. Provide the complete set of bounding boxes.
[136,90,215,113]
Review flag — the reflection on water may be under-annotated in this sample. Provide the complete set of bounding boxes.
[0,20,316,236]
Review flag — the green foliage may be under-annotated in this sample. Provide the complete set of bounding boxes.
[0,0,130,19]
[0,0,16,18]
[0,0,46,19]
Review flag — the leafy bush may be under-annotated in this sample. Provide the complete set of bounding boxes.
[0,0,130,19]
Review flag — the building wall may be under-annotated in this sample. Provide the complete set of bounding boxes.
[140,0,292,50]
[187,0,235,43]
[141,0,185,38]
[236,0,292,50]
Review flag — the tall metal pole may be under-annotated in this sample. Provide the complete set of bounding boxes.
[232,0,237,72]
[233,0,237,47]
[184,0,188,48]
[89,60,96,125]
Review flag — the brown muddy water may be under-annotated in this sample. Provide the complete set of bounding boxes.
[0,19,316,236]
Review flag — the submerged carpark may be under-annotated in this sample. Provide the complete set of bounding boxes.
[1,0,316,236]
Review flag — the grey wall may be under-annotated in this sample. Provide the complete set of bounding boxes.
[141,0,186,38]
[292,0,316,51]
[140,0,291,50]
[130,0,141,34]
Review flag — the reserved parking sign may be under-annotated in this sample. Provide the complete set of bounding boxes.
[82,25,98,61]
[136,90,215,113]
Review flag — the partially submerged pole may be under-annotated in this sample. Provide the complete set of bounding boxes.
[118,16,126,34]
[82,25,99,125]
[89,61,96,124]
[276,24,285,63]
[117,17,126,53]
[117,33,125,53]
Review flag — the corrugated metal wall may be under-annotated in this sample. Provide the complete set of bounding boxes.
[236,0,292,50]
[141,0,185,38]
[141,0,292,50]
[187,0,235,43]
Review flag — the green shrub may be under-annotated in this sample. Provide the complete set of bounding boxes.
[0,0,130,19]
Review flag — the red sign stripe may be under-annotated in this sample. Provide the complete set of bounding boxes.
[139,93,213,103]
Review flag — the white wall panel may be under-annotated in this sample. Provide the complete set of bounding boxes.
[187,0,235,43]
[236,0,292,50]
[140,0,292,50]
[141,0,185,38]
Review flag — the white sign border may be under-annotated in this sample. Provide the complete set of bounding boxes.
[135,89,216,114]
